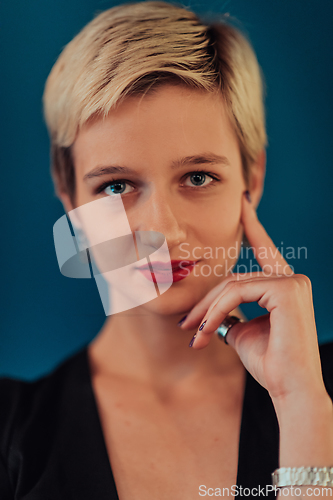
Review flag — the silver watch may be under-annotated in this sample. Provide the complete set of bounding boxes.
[272,467,333,487]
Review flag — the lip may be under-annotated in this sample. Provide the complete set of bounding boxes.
[136,260,199,283]
[136,260,198,271]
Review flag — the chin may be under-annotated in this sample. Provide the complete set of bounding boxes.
[136,279,209,317]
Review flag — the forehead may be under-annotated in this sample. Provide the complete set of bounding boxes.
[72,84,240,174]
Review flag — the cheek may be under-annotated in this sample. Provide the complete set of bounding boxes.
[208,219,242,263]
[193,192,243,264]
[204,193,242,237]
[75,182,93,205]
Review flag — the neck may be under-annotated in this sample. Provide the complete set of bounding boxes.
[88,306,245,388]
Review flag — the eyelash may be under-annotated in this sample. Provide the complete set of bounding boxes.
[94,170,221,195]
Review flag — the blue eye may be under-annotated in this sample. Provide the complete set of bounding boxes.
[96,170,220,196]
[104,181,134,196]
[190,173,206,186]
[184,172,215,188]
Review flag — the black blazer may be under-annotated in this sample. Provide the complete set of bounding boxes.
[0,342,332,499]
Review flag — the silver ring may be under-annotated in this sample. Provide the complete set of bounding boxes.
[216,315,244,345]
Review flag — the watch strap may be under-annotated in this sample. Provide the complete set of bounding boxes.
[272,467,333,487]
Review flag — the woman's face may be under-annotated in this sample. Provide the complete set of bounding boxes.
[68,84,259,317]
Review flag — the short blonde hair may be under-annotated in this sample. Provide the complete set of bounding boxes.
[43,1,267,202]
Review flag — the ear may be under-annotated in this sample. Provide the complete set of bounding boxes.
[57,190,75,217]
[248,149,266,209]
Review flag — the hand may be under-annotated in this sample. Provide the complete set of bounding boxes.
[180,191,327,409]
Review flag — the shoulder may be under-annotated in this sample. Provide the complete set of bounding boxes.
[0,345,91,498]
[319,340,333,399]
[0,345,88,458]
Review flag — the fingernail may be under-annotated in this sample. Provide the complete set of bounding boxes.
[189,333,197,347]
[177,315,187,326]
[199,320,207,331]
[244,190,252,203]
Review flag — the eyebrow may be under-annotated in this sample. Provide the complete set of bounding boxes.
[83,153,230,181]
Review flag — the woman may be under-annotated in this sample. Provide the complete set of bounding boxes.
[1,2,333,499]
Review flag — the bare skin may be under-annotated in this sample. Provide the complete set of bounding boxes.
[88,331,246,498]
[59,85,333,499]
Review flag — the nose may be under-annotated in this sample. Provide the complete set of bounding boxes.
[132,189,187,252]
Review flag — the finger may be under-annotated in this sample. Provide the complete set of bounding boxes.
[180,271,280,330]
[241,192,294,276]
[191,277,282,349]
[179,279,228,329]
[226,314,270,358]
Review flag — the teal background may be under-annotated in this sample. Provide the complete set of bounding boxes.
[0,0,332,380]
